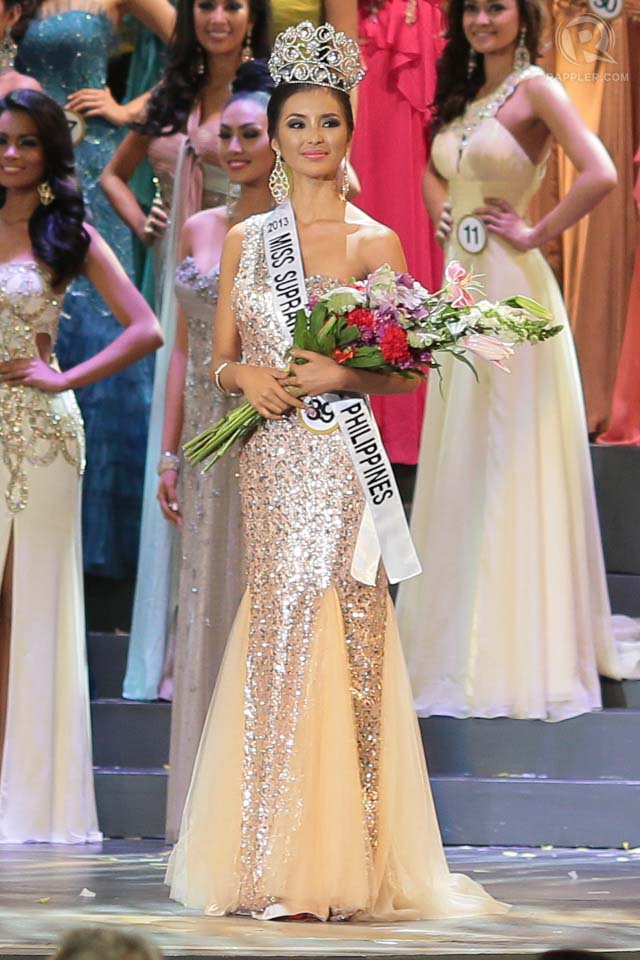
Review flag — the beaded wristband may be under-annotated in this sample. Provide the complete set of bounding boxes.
[157,451,180,475]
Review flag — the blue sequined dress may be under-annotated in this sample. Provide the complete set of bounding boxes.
[17,3,152,578]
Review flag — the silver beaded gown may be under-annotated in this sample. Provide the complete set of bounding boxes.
[166,215,505,920]
[0,261,100,843]
[165,257,244,842]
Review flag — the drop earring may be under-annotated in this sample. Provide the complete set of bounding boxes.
[467,46,477,79]
[269,148,290,205]
[0,26,17,74]
[38,181,55,206]
[339,162,350,202]
[513,26,530,71]
[242,28,254,62]
[195,45,206,77]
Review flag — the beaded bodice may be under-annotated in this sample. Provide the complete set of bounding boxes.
[0,262,84,513]
[174,256,227,437]
[232,214,339,367]
[16,4,113,98]
[432,66,547,217]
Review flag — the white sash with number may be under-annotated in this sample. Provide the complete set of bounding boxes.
[263,201,421,585]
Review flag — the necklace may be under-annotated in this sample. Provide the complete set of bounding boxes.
[0,215,32,226]
[452,65,541,170]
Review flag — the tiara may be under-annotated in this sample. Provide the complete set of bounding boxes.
[268,21,365,94]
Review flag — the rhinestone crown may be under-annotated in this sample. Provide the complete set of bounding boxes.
[268,21,365,93]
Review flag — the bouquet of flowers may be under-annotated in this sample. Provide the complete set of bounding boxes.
[184,262,561,470]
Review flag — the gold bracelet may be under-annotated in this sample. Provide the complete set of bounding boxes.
[213,360,242,397]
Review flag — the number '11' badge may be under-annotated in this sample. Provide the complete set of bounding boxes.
[457,215,487,254]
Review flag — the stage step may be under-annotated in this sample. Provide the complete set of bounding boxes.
[591,445,640,575]
[95,768,166,839]
[87,631,129,699]
[93,763,640,847]
[91,700,170,767]
[420,711,640,780]
[433,775,640,848]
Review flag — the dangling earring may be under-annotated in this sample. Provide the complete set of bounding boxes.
[195,45,206,77]
[38,180,55,206]
[269,148,290,205]
[467,46,477,79]
[513,26,530,71]
[0,25,17,74]
[339,162,350,202]
[241,28,254,63]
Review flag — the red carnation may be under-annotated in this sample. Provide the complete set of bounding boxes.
[349,307,376,332]
[380,325,411,365]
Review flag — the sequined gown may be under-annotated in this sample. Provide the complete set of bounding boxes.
[397,69,622,720]
[0,262,100,843]
[16,2,150,578]
[166,214,505,921]
[165,257,244,842]
[124,117,232,702]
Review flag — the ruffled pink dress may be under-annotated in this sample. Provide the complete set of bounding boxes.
[351,0,444,463]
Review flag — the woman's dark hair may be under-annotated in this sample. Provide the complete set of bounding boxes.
[432,0,548,131]
[7,0,38,41]
[138,0,271,137]
[0,90,89,284]
[226,57,273,109]
[266,82,354,141]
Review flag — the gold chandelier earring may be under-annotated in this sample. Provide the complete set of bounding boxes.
[269,148,290,205]
[38,180,55,206]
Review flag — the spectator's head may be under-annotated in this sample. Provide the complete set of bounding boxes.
[53,928,163,960]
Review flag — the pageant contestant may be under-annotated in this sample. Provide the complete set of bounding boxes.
[15,0,173,582]
[100,0,271,702]
[0,0,41,97]
[160,62,274,842]
[166,22,505,922]
[0,90,162,842]
[397,0,621,720]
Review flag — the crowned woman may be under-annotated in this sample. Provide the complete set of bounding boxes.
[166,21,507,923]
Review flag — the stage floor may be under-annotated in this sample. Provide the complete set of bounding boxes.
[0,842,639,958]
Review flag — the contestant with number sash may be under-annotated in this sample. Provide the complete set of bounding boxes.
[166,21,506,922]
[398,0,623,720]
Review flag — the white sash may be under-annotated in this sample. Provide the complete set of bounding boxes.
[263,202,421,585]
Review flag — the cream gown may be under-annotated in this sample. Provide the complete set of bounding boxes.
[0,261,100,843]
[397,68,621,722]
[166,214,506,921]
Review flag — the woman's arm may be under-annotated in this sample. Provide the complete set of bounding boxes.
[122,0,176,43]
[324,0,358,38]
[422,158,451,246]
[477,75,617,251]
[156,221,196,526]
[4,225,163,393]
[286,226,419,398]
[65,0,175,126]
[213,226,305,419]
[100,131,167,244]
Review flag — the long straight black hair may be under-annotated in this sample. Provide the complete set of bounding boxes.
[0,90,89,284]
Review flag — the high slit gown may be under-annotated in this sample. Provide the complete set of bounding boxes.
[0,261,100,843]
[166,214,506,921]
